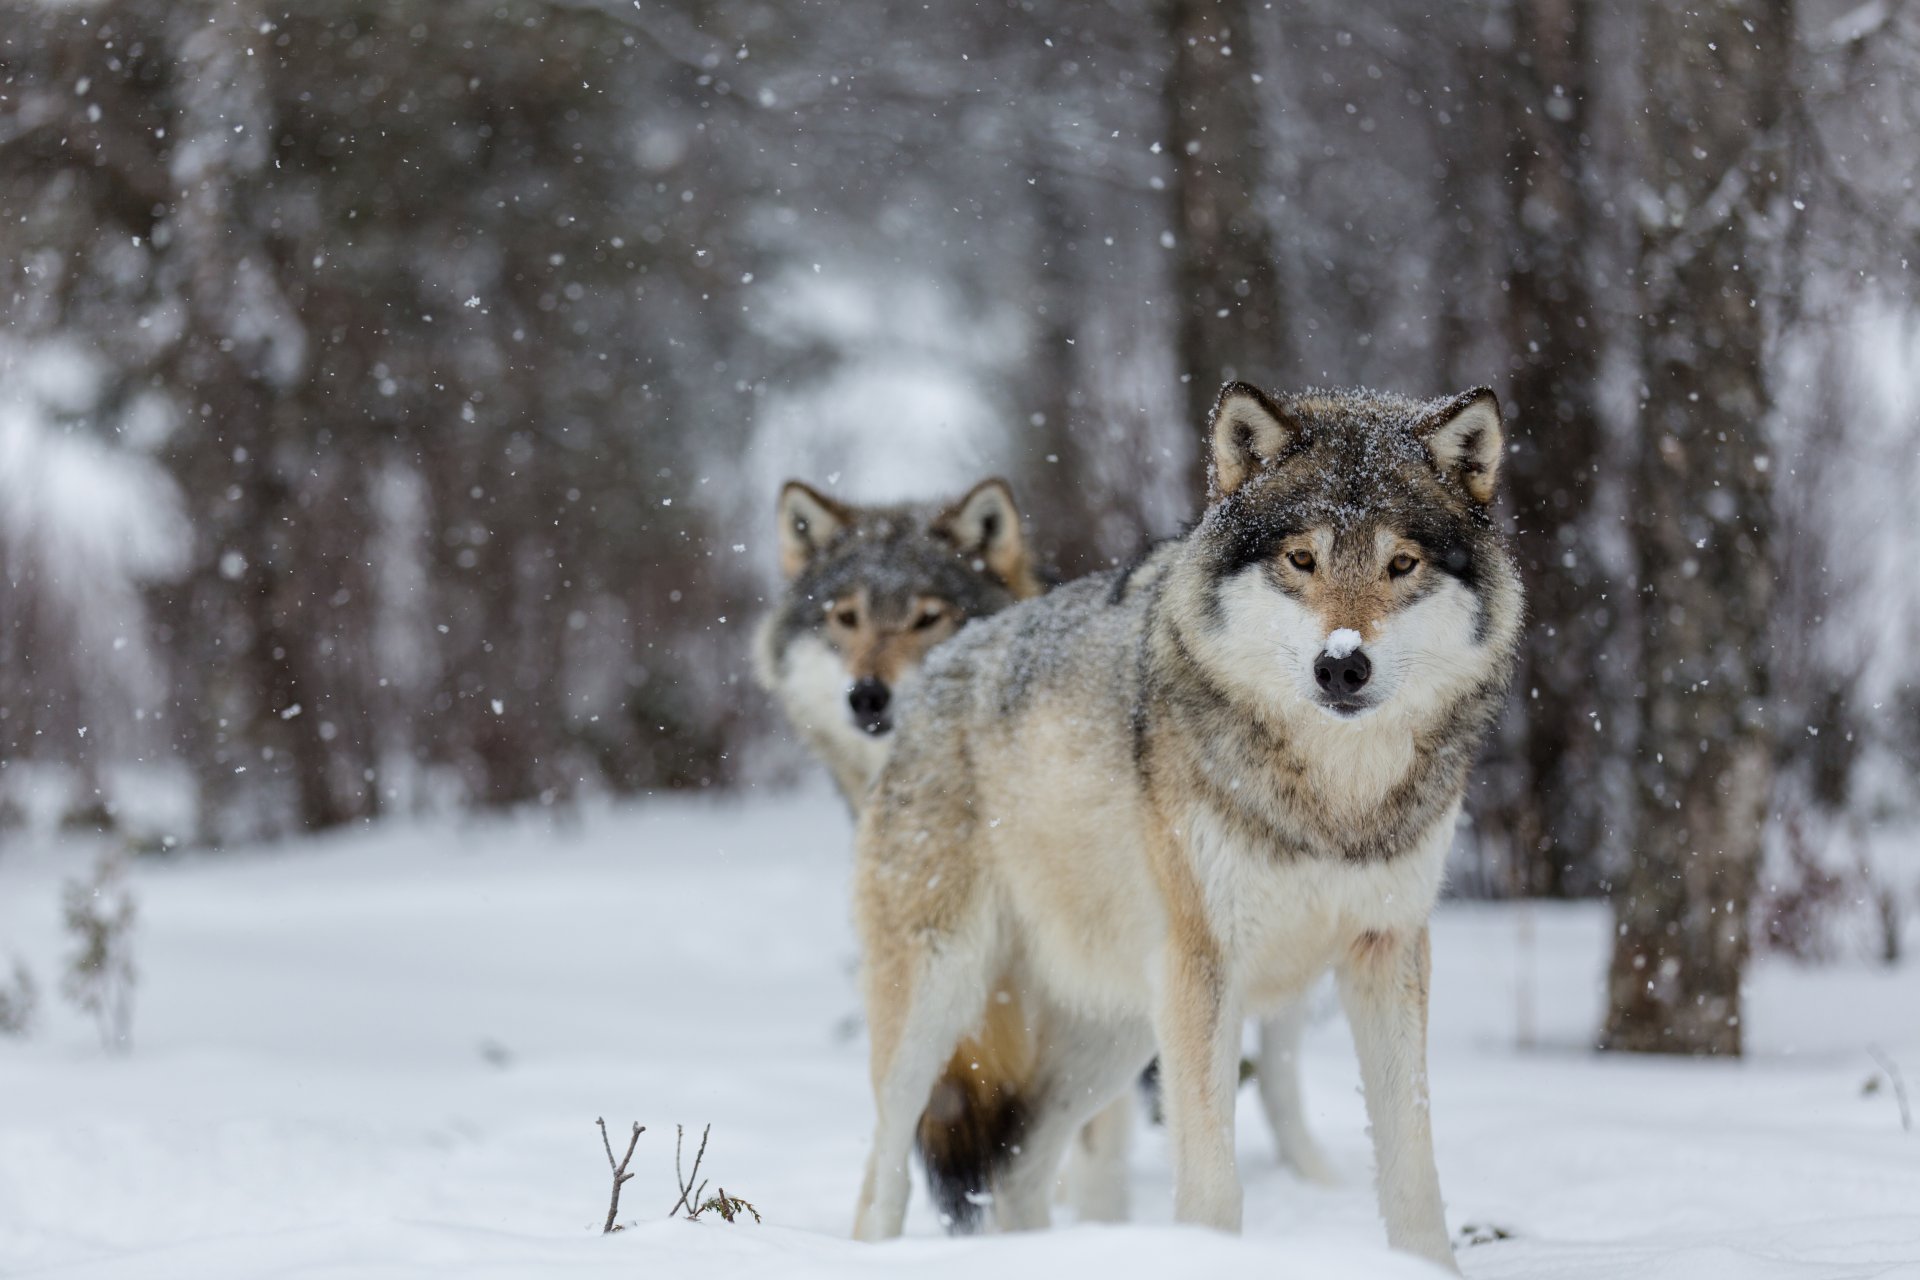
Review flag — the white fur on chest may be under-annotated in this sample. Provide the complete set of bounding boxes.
[1184,801,1457,1005]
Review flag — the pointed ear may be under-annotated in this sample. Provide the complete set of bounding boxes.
[934,477,1032,591]
[1416,388,1504,505]
[776,481,850,579]
[1209,381,1301,499]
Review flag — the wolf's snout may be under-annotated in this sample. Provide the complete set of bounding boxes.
[848,678,893,735]
[1314,649,1372,696]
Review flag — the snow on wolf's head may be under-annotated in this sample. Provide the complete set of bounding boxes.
[757,478,1041,761]
[1187,381,1522,725]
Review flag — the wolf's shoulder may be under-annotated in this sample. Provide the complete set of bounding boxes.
[921,543,1176,715]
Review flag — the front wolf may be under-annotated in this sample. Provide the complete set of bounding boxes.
[754,477,1042,807]
[851,382,1522,1269]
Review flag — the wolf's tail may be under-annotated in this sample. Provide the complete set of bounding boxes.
[915,985,1034,1233]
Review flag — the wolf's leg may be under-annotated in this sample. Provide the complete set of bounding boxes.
[993,1015,1154,1231]
[852,935,993,1242]
[1153,937,1245,1231]
[1064,1094,1136,1223]
[1336,926,1457,1272]
[1255,996,1338,1184]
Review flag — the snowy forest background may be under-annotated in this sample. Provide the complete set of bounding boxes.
[4,0,1920,1035]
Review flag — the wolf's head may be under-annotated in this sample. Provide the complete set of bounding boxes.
[1185,382,1521,725]
[760,478,1039,763]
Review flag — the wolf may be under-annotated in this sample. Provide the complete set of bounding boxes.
[753,477,1044,808]
[753,476,1137,1224]
[848,382,1522,1269]
[758,472,1337,1229]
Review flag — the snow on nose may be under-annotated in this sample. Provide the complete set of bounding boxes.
[1324,628,1363,659]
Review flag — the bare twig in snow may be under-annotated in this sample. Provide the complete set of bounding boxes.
[596,1117,645,1233]
[669,1123,711,1218]
[1867,1046,1914,1132]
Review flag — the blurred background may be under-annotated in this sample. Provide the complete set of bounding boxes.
[2,0,1917,985]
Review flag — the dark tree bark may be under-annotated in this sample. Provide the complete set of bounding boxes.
[1021,164,1107,581]
[1497,0,1609,897]
[1164,0,1285,499]
[1603,0,1792,1057]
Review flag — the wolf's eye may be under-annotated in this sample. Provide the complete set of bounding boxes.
[913,606,945,631]
[832,607,859,628]
[1389,553,1419,578]
[1286,549,1316,573]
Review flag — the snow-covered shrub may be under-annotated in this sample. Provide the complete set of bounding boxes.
[61,856,138,1054]
[0,959,36,1038]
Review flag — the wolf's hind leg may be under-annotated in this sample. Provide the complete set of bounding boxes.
[852,934,995,1242]
[993,1014,1153,1231]
[1255,996,1338,1184]
[1064,1093,1136,1223]
[1337,927,1458,1273]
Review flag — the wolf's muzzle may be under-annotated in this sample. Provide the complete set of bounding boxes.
[1313,648,1372,713]
[849,677,893,736]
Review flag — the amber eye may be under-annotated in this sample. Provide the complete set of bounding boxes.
[1286,549,1316,573]
[912,605,946,631]
[1389,553,1419,578]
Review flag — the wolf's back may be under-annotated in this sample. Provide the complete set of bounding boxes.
[903,551,1167,741]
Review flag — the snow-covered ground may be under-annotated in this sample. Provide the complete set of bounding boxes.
[2,790,1916,1279]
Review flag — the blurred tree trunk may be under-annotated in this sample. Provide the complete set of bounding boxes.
[1603,0,1792,1056]
[1022,165,1106,580]
[1164,0,1285,499]
[1498,0,1608,897]
[1428,64,1488,395]
[243,462,364,833]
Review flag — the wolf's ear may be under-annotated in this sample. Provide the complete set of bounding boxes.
[934,477,1032,591]
[1416,388,1504,505]
[776,481,851,579]
[1209,381,1301,499]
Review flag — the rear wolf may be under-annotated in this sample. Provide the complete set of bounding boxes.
[754,477,1126,1226]
[849,383,1523,1270]
[754,477,1043,807]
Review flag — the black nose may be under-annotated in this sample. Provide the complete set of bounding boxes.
[848,678,892,734]
[1314,650,1372,696]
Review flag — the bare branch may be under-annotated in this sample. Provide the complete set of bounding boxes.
[669,1123,712,1218]
[595,1117,645,1234]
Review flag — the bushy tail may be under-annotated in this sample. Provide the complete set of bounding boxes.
[914,985,1034,1233]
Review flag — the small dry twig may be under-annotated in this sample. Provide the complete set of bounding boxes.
[596,1117,645,1233]
[669,1123,711,1218]
[1867,1046,1914,1133]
